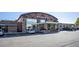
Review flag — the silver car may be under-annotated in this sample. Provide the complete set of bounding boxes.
[0,29,4,36]
[27,29,36,34]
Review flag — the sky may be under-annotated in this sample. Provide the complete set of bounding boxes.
[0,12,79,24]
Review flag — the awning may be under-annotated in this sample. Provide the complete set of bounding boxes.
[0,24,17,26]
[32,22,59,25]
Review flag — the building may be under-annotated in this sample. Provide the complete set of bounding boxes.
[0,12,77,34]
[58,23,77,31]
[32,22,59,33]
[0,20,17,32]
[17,12,59,33]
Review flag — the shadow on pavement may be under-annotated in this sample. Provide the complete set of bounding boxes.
[0,32,59,38]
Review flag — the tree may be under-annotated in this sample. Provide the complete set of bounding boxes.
[75,17,79,25]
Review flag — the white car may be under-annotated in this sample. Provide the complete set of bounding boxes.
[27,29,36,34]
[0,29,4,36]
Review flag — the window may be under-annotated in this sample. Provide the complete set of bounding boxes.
[40,20,45,23]
[25,19,37,30]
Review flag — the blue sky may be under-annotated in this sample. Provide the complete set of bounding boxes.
[0,12,24,20]
[0,12,79,23]
[48,12,79,23]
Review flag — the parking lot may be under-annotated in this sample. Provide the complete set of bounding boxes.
[0,31,79,47]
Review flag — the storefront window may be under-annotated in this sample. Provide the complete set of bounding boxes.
[40,20,45,23]
[25,19,37,30]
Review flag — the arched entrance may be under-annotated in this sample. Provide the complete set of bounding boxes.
[17,12,58,33]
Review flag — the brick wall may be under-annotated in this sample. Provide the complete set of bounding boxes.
[8,26,17,32]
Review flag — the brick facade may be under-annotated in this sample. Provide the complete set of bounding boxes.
[0,20,17,32]
[17,12,58,32]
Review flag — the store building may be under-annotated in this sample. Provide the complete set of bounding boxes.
[0,12,77,33]
[17,12,59,33]
[0,20,17,32]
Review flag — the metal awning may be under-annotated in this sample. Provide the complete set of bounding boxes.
[0,24,17,26]
[32,22,59,25]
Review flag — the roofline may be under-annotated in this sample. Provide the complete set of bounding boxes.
[17,12,58,21]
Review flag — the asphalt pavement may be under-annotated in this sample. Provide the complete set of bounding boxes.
[0,31,79,47]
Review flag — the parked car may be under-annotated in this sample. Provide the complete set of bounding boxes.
[27,29,36,34]
[0,29,4,36]
[62,27,76,31]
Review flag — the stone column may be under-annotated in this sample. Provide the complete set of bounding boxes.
[44,23,48,30]
[22,18,26,33]
[36,19,40,32]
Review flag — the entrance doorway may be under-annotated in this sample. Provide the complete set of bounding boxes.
[25,19,37,33]
[0,26,8,32]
